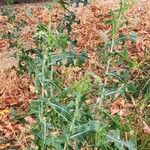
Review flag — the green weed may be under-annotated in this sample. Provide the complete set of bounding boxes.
[4,0,148,149]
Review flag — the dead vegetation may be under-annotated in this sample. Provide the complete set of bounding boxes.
[0,0,150,149]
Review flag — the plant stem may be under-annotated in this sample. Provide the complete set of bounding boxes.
[40,47,48,150]
[63,143,67,150]
[50,66,54,97]
[40,10,52,149]
[64,94,80,150]
[105,0,125,84]
[105,39,115,76]
[69,94,80,133]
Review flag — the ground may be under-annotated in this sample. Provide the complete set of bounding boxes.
[0,0,150,149]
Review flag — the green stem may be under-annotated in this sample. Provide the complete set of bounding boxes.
[40,47,48,150]
[50,66,54,97]
[64,94,81,150]
[105,0,125,83]
[69,94,80,133]
[63,143,67,150]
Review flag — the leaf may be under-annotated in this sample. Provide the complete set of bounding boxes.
[46,99,71,122]
[102,110,120,128]
[130,31,138,43]
[48,100,70,115]
[0,143,11,149]
[115,33,127,45]
[105,129,137,150]
[115,48,128,65]
[29,99,42,115]
[108,72,128,87]
[7,0,13,5]
[57,34,68,49]
[44,137,62,149]
[0,108,10,116]
[70,121,100,139]
[50,53,71,65]
[60,87,70,99]
[104,87,125,98]
[77,51,87,67]
[110,99,125,115]
[126,82,137,95]
[105,18,116,26]
[25,7,32,16]
[128,58,139,70]
[11,108,17,117]
[73,75,92,96]
[20,54,38,75]
[66,50,76,66]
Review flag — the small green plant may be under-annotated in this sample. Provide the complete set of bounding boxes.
[6,0,14,5]
[15,0,149,149]
[19,22,92,149]
[94,0,150,149]
[95,0,135,104]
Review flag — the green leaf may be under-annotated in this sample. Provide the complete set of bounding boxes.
[128,58,139,69]
[50,53,75,65]
[105,129,137,150]
[104,87,125,98]
[20,54,38,75]
[115,33,127,45]
[126,82,137,94]
[70,121,100,139]
[50,53,68,65]
[44,137,62,149]
[115,48,128,65]
[108,72,128,87]
[77,51,87,67]
[46,99,71,122]
[66,50,76,66]
[57,34,68,50]
[25,7,32,16]
[73,75,92,96]
[130,31,138,43]
[7,0,13,5]
[105,18,116,26]
[60,87,70,99]
[47,100,70,115]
